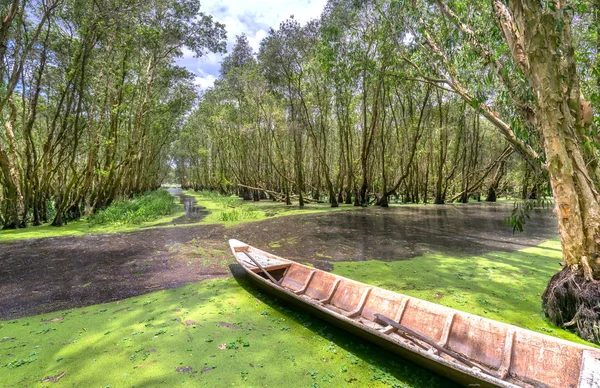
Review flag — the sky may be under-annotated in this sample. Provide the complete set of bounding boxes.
[177,0,328,90]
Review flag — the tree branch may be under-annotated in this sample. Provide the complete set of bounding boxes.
[419,30,543,173]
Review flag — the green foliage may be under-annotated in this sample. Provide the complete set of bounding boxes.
[0,0,226,229]
[505,198,552,233]
[175,1,536,215]
[4,357,37,369]
[217,206,259,222]
[88,190,180,226]
[505,202,530,233]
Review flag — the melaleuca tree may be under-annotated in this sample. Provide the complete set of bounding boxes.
[259,19,311,206]
[0,0,226,227]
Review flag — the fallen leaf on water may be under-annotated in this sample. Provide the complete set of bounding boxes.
[41,371,66,383]
[217,321,240,330]
[42,317,64,323]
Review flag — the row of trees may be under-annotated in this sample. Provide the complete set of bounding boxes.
[0,0,225,227]
[175,0,600,342]
[174,19,537,209]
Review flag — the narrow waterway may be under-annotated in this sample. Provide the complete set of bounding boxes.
[165,187,209,224]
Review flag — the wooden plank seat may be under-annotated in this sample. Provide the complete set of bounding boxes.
[249,263,290,273]
[280,264,315,292]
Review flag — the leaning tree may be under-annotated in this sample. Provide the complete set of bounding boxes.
[395,0,600,341]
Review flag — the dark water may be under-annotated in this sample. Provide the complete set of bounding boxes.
[316,203,557,260]
[234,202,559,269]
[165,187,209,224]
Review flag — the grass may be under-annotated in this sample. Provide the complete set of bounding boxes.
[0,190,186,243]
[186,190,358,227]
[0,189,358,243]
[197,191,262,223]
[0,213,187,243]
[88,190,180,226]
[332,239,595,346]
[0,279,453,388]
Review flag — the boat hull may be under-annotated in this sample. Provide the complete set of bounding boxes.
[241,266,502,388]
[229,239,600,388]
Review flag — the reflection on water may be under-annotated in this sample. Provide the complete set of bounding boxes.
[332,204,555,260]
[236,202,558,269]
[166,188,208,224]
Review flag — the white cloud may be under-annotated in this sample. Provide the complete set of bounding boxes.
[194,74,217,90]
[202,52,222,67]
[223,0,326,28]
[176,0,327,91]
[181,47,195,59]
[247,29,267,52]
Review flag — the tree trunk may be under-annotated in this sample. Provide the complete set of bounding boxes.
[345,187,353,205]
[0,98,24,228]
[507,0,600,343]
[486,187,497,203]
[486,159,506,202]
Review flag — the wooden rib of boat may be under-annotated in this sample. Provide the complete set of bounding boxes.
[229,239,600,388]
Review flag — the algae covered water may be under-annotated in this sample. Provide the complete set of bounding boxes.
[0,277,457,387]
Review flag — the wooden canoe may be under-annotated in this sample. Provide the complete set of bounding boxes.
[229,239,600,388]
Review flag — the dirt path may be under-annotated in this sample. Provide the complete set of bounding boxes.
[0,202,557,320]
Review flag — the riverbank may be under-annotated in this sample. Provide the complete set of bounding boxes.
[0,188,357,243]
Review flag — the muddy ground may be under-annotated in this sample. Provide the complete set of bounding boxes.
[0,201,557,320]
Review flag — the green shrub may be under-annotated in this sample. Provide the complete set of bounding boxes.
[240,205,258,219]
[203,190,259,222]
[88,190,179,226]
[217,206,258,222]
[218,209,241,222]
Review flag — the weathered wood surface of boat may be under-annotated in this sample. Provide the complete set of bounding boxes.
[229,239,600,388]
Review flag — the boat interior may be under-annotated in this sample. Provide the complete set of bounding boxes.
[232,242,599,388]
